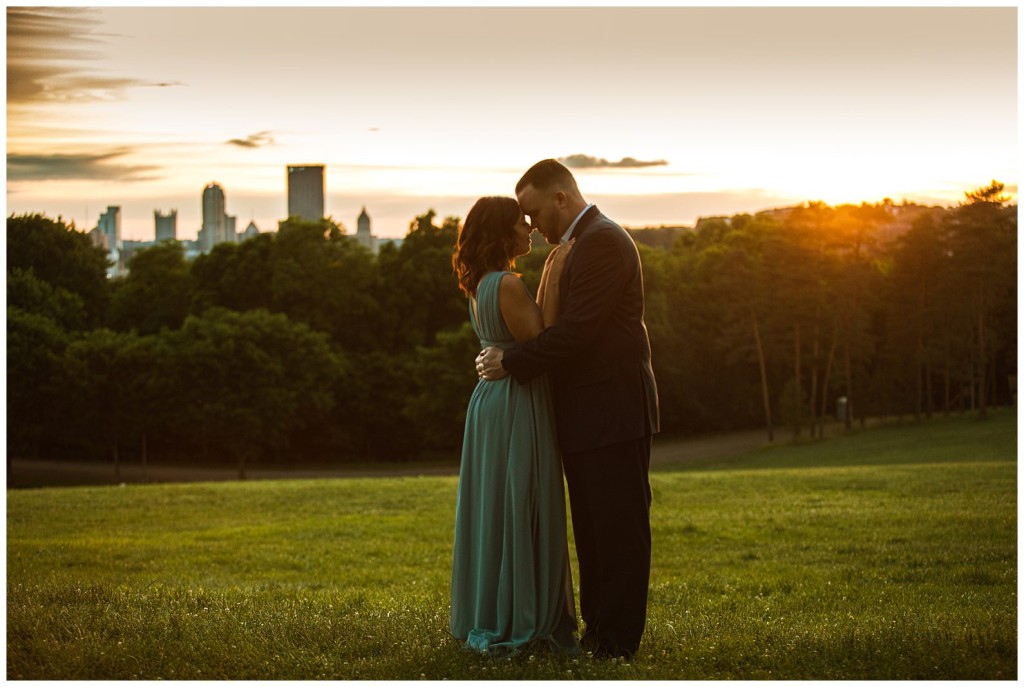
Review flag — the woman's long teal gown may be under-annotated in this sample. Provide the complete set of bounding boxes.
[450,271,579,656]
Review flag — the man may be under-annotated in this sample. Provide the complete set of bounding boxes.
[476,159,659,659]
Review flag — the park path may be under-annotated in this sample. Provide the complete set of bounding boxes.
[8,427,776,489]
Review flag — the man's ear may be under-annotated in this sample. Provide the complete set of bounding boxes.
[555,191,568,208]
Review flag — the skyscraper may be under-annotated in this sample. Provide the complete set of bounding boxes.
[287,165,325,222]
[91,205,123,277]
[355,206,378,254]
[200,183,236,252]
[97,205,121,248]
[155,209,177,242]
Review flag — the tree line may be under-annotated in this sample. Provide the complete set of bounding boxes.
[7,182,1016,475]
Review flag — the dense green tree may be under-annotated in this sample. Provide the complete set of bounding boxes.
[776,202,834,438]
[337,350,420,460]
[642,241,740,434]
[628,226,686,251]
[884,210,954,419]
[5,190,1015,468]
[880,184,1016,420]
[7,267,89,331]
[109,240,195,334]
[164,308,342,477]
[6,307,70,461]
[190,233,275,313]
[695,216,789,441]
[191,219,380,352]
[827,203,889,429]
[268,218,380,351]
[7,214,110,325]
[405,322,481,451]
[941,181,1017,416]
[376,211,465,351]
[61,329,163,479]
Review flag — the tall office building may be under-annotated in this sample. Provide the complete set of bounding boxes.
[287,165,325,222]
[90,205,123,277]
[199,183,236,252]
[97,205,121,248]
[355,206,378,254]
[155,209,177,242]
[201,183,225,251]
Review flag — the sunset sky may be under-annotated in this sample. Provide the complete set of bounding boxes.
[5,5,1018,241]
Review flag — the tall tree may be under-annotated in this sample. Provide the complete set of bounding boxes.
[7,307,70,461]
[62,329,162,480]
[830,203,888,428]
[109,240,195,334]
[779,202,836,439]
[269,217,380,351]
[165,308,342,477]
[190,233,275,313]
[886,210,954,419]
[7,267,89,331]
[376,210,465,351]
[942,181,1017,416]
[698,215,789,442]
[7,214,110,326]
[405,322,482,451]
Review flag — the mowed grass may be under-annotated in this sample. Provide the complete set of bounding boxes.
[7,411,1016,680]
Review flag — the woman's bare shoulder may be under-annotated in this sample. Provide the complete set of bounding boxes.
[498,271,528,292]
[498,273,542,341]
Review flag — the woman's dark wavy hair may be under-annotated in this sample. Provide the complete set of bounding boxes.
[452,196,522,297]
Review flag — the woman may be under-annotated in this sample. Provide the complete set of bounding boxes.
[449,196,578,656]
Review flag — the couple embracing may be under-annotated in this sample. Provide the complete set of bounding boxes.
[449,159,660,659]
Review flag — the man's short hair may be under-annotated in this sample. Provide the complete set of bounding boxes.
[516,159,579,195]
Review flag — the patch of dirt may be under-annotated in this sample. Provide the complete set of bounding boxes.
[8,427,781,489]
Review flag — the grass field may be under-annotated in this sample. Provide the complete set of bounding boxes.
[6,410,1017,679]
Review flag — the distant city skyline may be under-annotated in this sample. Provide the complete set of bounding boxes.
[6,6,1018,241]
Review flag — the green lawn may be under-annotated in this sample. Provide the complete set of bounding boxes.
[7,410,1017,679]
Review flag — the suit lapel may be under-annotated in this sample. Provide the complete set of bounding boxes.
[569,205,601,242]
[560,206,601,310]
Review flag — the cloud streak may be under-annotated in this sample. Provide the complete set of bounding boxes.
[558,154,669,169]
[6,7,180,108]
[226,131,276,148]
[7,149,160,182]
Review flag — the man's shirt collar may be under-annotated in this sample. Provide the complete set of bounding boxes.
[561,204,594,244]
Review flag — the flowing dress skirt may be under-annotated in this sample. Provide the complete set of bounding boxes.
[449,271,578,655]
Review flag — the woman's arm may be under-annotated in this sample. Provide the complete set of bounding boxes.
[501,228,628,383]
[537,240,574,328]
[498,273,544,343]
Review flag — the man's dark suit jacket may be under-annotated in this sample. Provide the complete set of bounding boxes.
[502,206,660,454]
